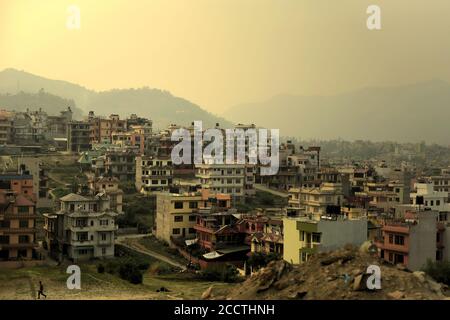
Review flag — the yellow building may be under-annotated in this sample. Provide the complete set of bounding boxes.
[299,183,343,220]
[155,189,231,244]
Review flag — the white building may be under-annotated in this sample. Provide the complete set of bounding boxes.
[44,193,120,261]
[195,157,247,203]
[411,183,450,211]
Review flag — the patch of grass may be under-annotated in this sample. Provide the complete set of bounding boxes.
[137,236,187,265]
[236,191,287,212]
[118,194,155,229]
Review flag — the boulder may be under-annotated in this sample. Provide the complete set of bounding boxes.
[388,291,405,300]
[201,286,213,300]
[412,271,426,284]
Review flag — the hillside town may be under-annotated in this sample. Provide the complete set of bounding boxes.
[1,106,450,294]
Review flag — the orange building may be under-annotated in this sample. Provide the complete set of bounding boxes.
[0,174,38,261]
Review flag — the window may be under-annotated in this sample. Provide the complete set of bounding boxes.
[152,180,158,185]
[0,220,10,228]
[172,201,184,209]
[174,216,183,222]
[189,202,198,209]
[394,235,405,245]
[102,248,106,255]
[100,219,109,226]
[312,233,321,243]
[18,206,29,214]
[79,249,88,255]
[101,233,107,241]
[172,228,180,235]
[19,220,28,228]
[437,200,441,206]
[301,252,308,262]
[389,234,393,244]
[188,228,196,234]
[19,235,29,243]
[77,232,88,241]
[0,236,9,244]
[189,215,197,222]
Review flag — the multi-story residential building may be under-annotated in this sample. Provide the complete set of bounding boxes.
[88,176,124,213]
[196,158,247,204]
[0,174,38,262]
[17,157,52,208]
[0,173,35,198]
[67,121,91,153]
[43,192,120,261]
[0,191,37,262]
[126,113,153,130]
[0,110,14,145]
[155,189,231,244]
[195,210,244,251]
[250,217,284,256]
[297,183,344,220]
[12,112,35,144]
[112,131,145,154]
[105,150,136,181]
[283,215,367,264]
[88,112,127,145]
[46,107,73,140]
[375,211,445,271]
[259,143,320,191]
[429,172,450,202]
[356,180,410,212]
[338,166,372,190]
[135,156,173,193]
[94,150,137,181]
[410,182,450,212]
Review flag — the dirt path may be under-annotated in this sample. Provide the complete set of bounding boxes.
[117,235,187,271]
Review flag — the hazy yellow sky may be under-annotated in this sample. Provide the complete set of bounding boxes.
[1,0,450,114]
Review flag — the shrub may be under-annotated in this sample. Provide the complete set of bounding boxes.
[422,259,450,285]
[148,261,173,275]
[247,252,280,268]
[119,262,143,284]
[97,264,105,273]
[201,263,239,282]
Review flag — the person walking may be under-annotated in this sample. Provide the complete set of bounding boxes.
[37,281,47,299]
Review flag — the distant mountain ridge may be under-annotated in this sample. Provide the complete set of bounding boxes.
[223,79,450,145]
[0,68,233,129]
[0,90,82,118]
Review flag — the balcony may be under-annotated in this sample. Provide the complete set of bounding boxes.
[0,228,36,234]
[70,239,94,246]
[3,213,37,219]
[0,242,38,249]
[376,241,409,254]
[303,242,321,249]
[382,225,410,234]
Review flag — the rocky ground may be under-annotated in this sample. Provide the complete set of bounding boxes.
[208,244,450,300]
